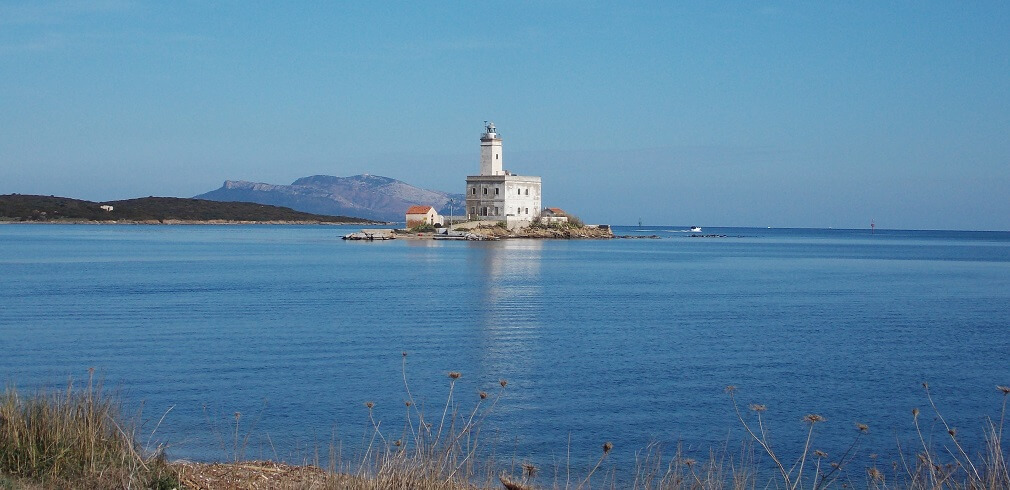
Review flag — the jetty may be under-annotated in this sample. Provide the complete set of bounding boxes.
[432,230,499,241]
[342,229,396,241]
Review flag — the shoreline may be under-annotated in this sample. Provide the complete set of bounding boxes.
[442,224,615,239]
[0,219,386,226]
[5,220,624,239]
[393,229,616,240]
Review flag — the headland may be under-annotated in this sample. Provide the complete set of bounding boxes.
[0,194,381,225]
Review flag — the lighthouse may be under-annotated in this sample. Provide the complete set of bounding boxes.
[479,122,504,176]
[465,121,542,229]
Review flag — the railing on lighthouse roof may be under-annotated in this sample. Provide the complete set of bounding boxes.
[481,121,499,140]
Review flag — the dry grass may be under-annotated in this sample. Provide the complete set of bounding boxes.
[336,355,506,489]
[724,383,1010,490]
[173,460,340,489]
[5,367,1010,489]
[0,370,177,489]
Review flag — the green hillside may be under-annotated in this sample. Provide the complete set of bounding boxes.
[0,194,376,223]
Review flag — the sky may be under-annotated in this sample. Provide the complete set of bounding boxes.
[1,2,1008,230]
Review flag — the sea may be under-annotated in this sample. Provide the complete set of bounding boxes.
[1,224,1009,481]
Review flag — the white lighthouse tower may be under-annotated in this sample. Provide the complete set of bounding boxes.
[479,122,504,176]
[465,121,542,229]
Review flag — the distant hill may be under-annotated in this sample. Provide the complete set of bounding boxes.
[195,174,465,222]
[0,195,376,223]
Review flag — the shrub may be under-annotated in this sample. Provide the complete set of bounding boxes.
[409,223,437,233]
[0,371,176,488]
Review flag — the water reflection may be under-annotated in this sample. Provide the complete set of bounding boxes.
[468,240,544,381]
[401,236,448,268]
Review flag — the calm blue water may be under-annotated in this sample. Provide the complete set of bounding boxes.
[1,224,1009,479]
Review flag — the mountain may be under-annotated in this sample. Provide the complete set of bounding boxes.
[195,174,464,222]
[0,195,376,223]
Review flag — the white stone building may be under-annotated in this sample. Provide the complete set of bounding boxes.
[405,205,441,228]
[540,207,569,224]
[465,122,541,229]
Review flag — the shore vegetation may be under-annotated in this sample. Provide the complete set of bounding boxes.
[3,365,1010,489]
[0,370,177,489]
[408,222,438,233]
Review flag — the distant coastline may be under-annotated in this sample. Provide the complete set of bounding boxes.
[0,219,372,225]
[0,194,382,225]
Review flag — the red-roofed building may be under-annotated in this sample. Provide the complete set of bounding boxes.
[540,207,569,224]
[405,205,441,228]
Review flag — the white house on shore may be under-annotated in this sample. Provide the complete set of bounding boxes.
[540,207,569,224]
[465,122,541,229]
[405,205,441,228]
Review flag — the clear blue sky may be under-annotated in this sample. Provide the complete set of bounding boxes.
[2,2,1007,229]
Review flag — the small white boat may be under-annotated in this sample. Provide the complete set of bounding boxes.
[690,226,702,232]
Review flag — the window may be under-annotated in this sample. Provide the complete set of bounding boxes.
[495,188,499,195]
[525,208,529,214]
[496,154,499,160]
[483,188,487,195]
[494,206,499,215]
[482,207,488,216]
[471,188,476,195]
[525,188,529,196]
[470,207,476,215]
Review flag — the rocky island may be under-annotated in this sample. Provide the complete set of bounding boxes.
[451,222,613,239]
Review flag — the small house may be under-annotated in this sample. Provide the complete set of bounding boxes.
[405,205,441,228]
[540,207,568,224]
